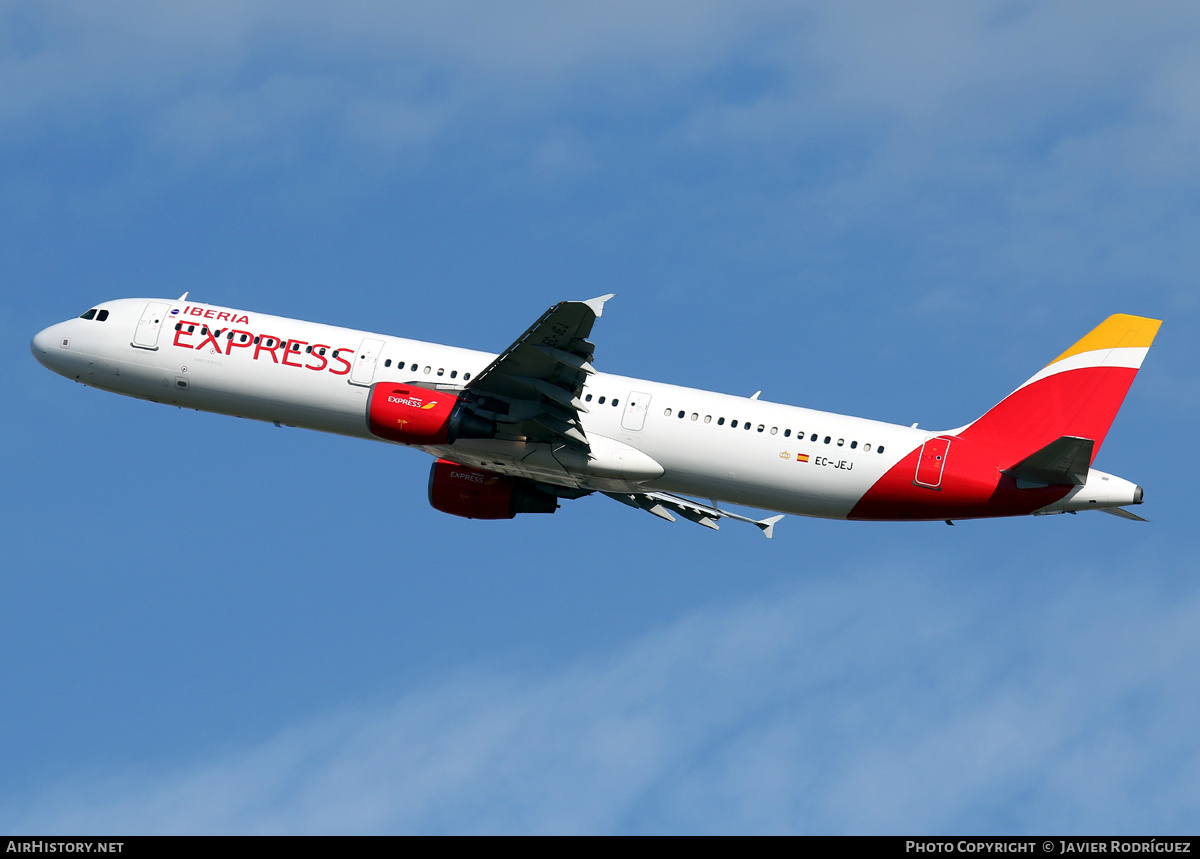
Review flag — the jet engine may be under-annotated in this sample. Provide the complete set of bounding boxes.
[368,384,494,445]
[428,459,558,520]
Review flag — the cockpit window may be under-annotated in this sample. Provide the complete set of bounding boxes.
[96,309,109,322]
[79,309,97,320]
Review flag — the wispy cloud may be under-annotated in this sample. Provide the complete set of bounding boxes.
[8,560,1199,834]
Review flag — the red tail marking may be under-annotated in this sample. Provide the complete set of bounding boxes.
[958,366,1139,465]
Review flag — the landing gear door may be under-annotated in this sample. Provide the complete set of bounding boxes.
[349,338,385,386]
[621,392,653,431]
[132,301,172,350]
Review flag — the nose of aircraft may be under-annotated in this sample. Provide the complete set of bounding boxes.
[31,326,54,365]
[30,322,69,373]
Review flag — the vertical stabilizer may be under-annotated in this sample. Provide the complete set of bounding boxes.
[959,314,1161,463]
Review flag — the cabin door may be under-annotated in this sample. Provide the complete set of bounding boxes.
[132,302,172,350]
[914,437,951,489]
[349,338,385,386]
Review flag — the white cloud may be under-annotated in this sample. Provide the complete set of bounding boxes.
[8,560,1200,834]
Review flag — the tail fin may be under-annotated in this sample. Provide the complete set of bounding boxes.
[959,314,1161,464]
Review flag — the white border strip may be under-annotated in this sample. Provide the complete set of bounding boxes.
[1016,346,1150,391]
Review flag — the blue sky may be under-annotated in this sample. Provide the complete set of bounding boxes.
[2,1,1199,834]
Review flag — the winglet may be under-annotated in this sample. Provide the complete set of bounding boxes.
[757,514,784,539]
[583,294,615,318]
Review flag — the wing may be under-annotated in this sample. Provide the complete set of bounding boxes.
[461,294,614,447]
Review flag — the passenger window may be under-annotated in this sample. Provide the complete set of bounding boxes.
[718,417,725,426]
[704,416,712,423]
[664,408,672,416]
[878,446,885,454]
[598,396,606,404]
[464,372,471,381]
[731,420,738,428]
[587,394,594,402]
[451,371,458,379]
[254,336,260,344]
[612,399,619,407]
[757,425,765,432]
[384,359,391,367]
[745,423,752,431]
[96,310,109,322]
[678,411,685,419]
[79,309,97,320]
[770,427,778,435]
[824,436,831,444]
[174,323,181,331]
[411,363,418,371]
[837,438,844,446]
[690,413,698,421]
[437,368,444,376]
[850,441,857,449]
[784,429,791,437]
[810,434,817,442]
[864,443,871,452]
[424,366,431,374]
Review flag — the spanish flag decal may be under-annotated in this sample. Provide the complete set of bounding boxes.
[797,453,810,463]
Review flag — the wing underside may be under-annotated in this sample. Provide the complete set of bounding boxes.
[441,295,786,536]
[460,295,613,448]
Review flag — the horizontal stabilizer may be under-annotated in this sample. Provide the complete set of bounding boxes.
[603,491,784,538]
[756,514,784,539]
[1098,506,1149,522]
[1005,435,1094,489]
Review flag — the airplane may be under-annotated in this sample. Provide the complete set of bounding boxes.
[30,295,1159,537]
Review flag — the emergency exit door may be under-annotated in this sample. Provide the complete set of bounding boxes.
[621,392,652,431]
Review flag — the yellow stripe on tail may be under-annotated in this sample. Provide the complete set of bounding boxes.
[1049,314,1162,366]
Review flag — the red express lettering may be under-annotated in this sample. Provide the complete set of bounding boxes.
[173,313,356,377]
[194,327,223,352]
[305,344,330,372]
[281,340,307,367]
[254,334,282,363]
[330,349,352,375]
[225,330,254,355]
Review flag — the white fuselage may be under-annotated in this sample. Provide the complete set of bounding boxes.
[31,298,1143,522]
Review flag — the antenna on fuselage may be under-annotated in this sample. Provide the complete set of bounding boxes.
[178,292,189,301]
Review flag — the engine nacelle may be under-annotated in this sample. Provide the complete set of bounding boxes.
[368,384,494,445]
[428,459,558,520]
